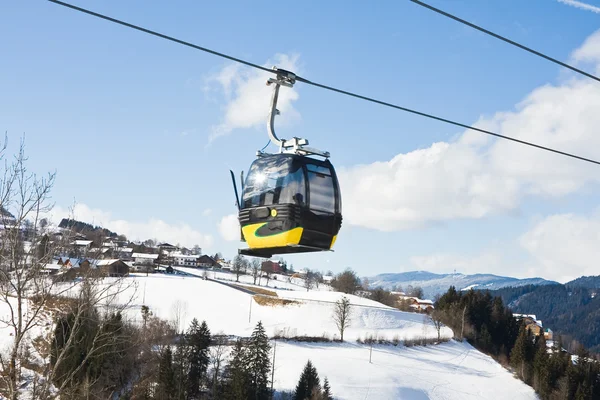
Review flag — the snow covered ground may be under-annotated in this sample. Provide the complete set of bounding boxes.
[0,272,539,399]
[272,340,537,400]
[83,273,451,342]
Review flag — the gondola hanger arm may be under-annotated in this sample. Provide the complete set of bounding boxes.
[263,67,330,158]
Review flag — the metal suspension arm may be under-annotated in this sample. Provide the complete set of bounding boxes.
[263,67,330,158]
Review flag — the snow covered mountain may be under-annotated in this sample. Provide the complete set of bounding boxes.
[367,270,557,299]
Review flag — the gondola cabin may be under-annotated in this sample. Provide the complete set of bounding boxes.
[238,153,342,258]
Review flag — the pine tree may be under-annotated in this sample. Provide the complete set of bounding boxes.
[224,339,250,400]
[533,334,550,397]
[510,323,534,383]
[247,321,272,400]
[156,346,175,400]
[173,338,191,400]
[322,377,333,400]
[294,360,321,400]
[186,318,211,398]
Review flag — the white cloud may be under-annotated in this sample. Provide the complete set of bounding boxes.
[218,214,240,241]
[202,208,213,217]
[570,29,600,73]
[206,53,302,142]
[557,0,600,14]
[48,203,214,249]
[339,29,600,231]
[519,211,600,283]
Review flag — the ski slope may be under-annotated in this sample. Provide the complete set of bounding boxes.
[0,272,539,399]
[272,340,537,400]
[99,273,450,342]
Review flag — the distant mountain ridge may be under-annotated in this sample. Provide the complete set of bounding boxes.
[367,270,558,299]
[566,275,600,289]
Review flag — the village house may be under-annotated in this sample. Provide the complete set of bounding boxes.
[261,260,282,274]
[132,252,159,266]
[94,259,129,277]
[172,253,198,267]
[514,314,544,337]
[197,255,219,268]
[393,294,435,314]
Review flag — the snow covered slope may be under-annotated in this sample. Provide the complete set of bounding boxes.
[6,272,538,399]
[273,340,537,400]
[368,270,557,298]
[100,273,451,342]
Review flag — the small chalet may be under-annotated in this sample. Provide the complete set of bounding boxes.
[56,257,81,269]
[173,253,198,267]
[514,314,543,337]
[197,255,219,268]
[132,253,159,266]
[158,243,178,253]
[261,260,282,274]
[94,259,129,277]
[397,296,435,314]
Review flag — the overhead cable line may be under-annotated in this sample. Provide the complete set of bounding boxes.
[48,0,600,166]
[409,0,600,84]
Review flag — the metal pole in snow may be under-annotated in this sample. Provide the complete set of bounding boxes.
[249,296,252,323]
[369,341,373,363]
[270,339,276,397]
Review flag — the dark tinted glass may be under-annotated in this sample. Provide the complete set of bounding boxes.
[242,156,305,208]
[306,163,335,213]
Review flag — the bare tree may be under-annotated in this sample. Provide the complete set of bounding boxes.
[429,309,444,342]
[330,268,361,295]
[313,271,323,289]
[304,269,315,292]
[209,333,228,397]
[332,296,352,342]
[232,254,246,283]
[0,138,138,399]
[251,259,260,285]
[171,299,188,333]
[262,261,274,286]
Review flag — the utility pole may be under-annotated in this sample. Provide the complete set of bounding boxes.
[270,339,276,398]
[249,296,253,323]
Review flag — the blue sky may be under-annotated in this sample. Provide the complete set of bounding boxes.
[2,0,600,283]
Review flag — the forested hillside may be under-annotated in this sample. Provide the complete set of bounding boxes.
[566,275,600,289]
[491,284,600,353]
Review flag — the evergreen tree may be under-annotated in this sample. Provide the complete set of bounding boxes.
[247,321,272,400]
[510,323,534,383]
[156,346,175,399]
[322,377,333,400]
[294,360,321,400]
[532,335,550,398]
[186,319,211,398]
[224,338,250,400]
[173,338,191,400]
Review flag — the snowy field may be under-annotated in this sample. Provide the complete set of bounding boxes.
[0,273,539,399]
[80,273,452,342]
[272,340,537,400]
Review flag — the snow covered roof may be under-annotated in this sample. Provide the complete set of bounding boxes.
[74,240,93,246]
[132,253,159,259]
[93,259,122,266]
[172,253,198,259]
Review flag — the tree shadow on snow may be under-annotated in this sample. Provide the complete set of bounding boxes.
[395,387,430,399]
